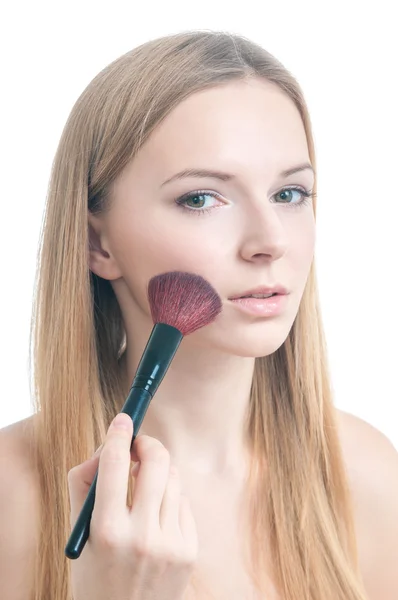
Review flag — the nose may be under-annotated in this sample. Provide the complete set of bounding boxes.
[238,200,289,263]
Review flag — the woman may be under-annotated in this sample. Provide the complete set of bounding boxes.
[0,30,397,600]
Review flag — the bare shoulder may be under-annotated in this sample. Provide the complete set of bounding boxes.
[335,409,398,600]
[0,416,40,600]
[335,409,398,484]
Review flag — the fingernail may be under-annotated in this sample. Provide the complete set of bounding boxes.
[93,445,103,456]
[88,444,102,461]
[130,462,140,477]
[112,413,132,430]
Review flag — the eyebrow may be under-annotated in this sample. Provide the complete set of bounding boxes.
[161,163,315,186]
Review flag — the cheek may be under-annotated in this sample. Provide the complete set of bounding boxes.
[109,212,219,278]
[291,217,316,265]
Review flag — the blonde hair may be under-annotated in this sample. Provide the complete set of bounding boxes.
[30,30,368,599]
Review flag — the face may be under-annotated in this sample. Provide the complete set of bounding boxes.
[89,78,316,357]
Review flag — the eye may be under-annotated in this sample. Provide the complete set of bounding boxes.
[175,190,224,215]
[174,186,315,216]
[273,186,314,208]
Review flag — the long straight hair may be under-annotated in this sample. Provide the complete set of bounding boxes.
[30,30,368,599]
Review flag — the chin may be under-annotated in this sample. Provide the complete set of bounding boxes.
[227,338,289,358]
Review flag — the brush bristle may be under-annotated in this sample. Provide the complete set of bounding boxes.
[148,271,222,336]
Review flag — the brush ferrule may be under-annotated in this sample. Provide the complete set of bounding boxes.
[130,323,183,395]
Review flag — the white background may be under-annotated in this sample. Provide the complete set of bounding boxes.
[0,1,397,448]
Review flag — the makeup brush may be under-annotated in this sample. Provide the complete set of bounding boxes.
[65,271,222,559]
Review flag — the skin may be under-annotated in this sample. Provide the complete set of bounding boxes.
[88,77,316,477]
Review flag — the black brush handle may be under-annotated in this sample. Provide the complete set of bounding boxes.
[64,386,151,559]
[65,323,183,560]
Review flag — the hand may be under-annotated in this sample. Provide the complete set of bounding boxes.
[68,413,198,600]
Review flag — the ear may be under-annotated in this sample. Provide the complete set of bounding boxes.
[88,212,123,280]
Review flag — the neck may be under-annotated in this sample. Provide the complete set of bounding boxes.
[120,332,255,478]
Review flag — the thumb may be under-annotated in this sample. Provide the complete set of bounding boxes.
[68,445,102,527]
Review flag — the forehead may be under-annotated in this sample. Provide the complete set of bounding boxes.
[123,78,310,186]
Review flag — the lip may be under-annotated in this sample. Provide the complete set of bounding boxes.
[229,294,288,317]
[228,285,289,300]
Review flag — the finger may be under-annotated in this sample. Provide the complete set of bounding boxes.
[159,464,181,532]
[94,413,134,520]
[68,447,102,527]
[130,435,170,524]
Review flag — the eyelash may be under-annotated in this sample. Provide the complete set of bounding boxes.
[175,186,316,216]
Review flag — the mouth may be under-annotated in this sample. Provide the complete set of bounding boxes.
[236,292,279,299]
[228,291,288,317]
[228,285,288,300]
